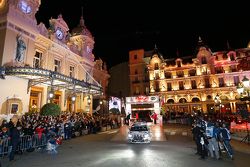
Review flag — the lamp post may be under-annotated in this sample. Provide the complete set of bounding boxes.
[48,89,54,103]
[100,100,103,115]
[214,93,222,119]
[87,95,91,105]
[71,94,76,112]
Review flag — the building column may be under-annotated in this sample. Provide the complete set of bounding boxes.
[230,102,234,113]
[232,102,236,113]
[202,102,207,113]
[247,103,250,112]
[61,89,67,111]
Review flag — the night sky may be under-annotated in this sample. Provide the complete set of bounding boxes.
[35,0,250,69]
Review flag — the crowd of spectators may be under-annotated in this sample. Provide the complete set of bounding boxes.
[0,112,121,161]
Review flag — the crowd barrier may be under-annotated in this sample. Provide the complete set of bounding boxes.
[0,134,47,158]
[0,125,120,159]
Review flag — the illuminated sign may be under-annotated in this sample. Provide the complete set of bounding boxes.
[126,96,159,103]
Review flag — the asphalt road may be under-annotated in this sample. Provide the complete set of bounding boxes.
[1,124,250,167]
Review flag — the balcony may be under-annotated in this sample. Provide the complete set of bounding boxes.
[191,86,197,89]
[219,83,226,87]
[204,84,211,88]
[179,86,184,90]
[155,88,160,92]
[132,80,140,84]
[167,88,172,91]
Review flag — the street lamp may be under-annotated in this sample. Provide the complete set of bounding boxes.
[214,93,222,119]
[100,100,103,115]
[71,94,76,112]
[48,89,54,103]
[87,95,91,105]
[71,95,76,102]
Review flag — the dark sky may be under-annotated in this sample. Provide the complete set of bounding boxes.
[35,0,250,69]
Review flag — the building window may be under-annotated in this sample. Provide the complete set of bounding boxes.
[155,82,160,92]
[230,54,235,61]
[177,71,184,78]
[204,78,210,88]
[215,66,224,74]
[135,86,139,94]
[155,73,160,79]
[11,103,19,114]
[191,80,197,89]
[146,87,149,94]
[219,78,225,87]
[69,66,75,77]
[201,56,207,64]
[54,59,61,72]
[33,51,42,68]
[165,71,172,79]
[167,83,172,91]
[135,69,138,75]
[179,81,184,90]
[154,63,159,70]
[177,61,181,67]
[233,76,239,86]
[189,69,196,76]
[134,54,137,60]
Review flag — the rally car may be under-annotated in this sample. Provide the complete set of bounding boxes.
[127,122,151,143]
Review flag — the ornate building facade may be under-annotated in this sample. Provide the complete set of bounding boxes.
[0,0,106,117]
[131,38,250,114]
[129,49,151,96]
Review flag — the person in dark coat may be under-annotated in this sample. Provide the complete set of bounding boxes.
[8,121,21,161]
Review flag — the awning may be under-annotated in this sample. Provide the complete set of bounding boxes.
[0,66,102,95]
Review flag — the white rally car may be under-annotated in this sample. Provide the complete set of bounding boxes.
[127,122,151,144]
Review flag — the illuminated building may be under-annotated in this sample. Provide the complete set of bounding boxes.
[93,59,110,115]
[0,0,104,117]
[131,38,250,113]
[129,49,151,96]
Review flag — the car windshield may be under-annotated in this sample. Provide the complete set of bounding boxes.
[130,125,148,131]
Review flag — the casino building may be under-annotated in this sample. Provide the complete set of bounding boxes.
[0,0,106,117]
[129,38,250,114]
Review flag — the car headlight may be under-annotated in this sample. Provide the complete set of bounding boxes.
[128,134,132,138]
[144,134,149,139]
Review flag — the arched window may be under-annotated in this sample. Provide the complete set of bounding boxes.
[201,56,207,64]
[167,99,175,104]
[177,61,181,67]
[230,54,235,61]
[154,63,159,70]
[207,95,212,100]
[179,98,187,103]
[192,97,200,102]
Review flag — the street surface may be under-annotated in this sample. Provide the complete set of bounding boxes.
[1,123,250,167]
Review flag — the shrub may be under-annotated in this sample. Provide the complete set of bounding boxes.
[40,103,61,116]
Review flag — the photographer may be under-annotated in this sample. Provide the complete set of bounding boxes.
[219,123,233,159]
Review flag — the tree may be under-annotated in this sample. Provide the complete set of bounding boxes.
[40,103,61,116]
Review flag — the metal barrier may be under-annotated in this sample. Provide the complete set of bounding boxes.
[0,138,10,158]
[18,135,32,152]
[0,134,48,158]
[32,134,47,149]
